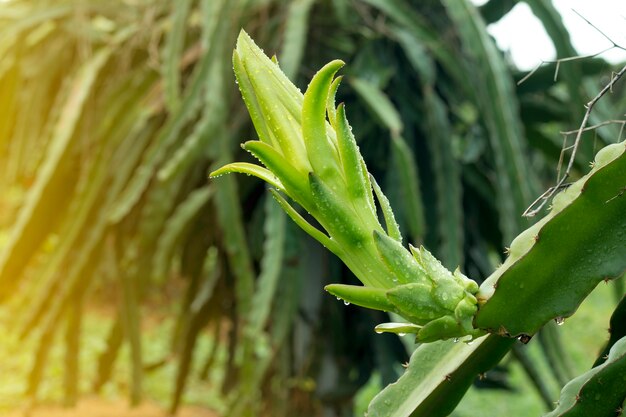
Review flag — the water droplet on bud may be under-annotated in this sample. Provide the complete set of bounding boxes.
[555,317,565,326]
[375,329,383,334]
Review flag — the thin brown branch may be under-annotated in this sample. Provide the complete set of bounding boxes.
[571,9,626,51]
[517,48,612,86]
[559,119,626,135]
[518,7,625,87]
[523,63,626,217]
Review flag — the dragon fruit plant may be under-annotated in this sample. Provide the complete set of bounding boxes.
[211,31,482,343]
[211,29,626,417]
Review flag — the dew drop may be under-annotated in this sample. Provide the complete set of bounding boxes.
[375,329,383,334]
[453,338,459,343]
[343,300,350,306]
[336,297,341,301]
[555,317,565,326]
[398,333,407,337]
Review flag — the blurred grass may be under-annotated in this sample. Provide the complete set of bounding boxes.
[0,301,227,414]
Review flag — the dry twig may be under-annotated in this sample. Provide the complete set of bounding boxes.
[523,64,626,217]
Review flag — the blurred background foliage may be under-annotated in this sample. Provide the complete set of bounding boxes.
[0,0,624,416]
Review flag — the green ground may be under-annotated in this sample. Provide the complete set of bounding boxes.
[0,304,227,415]
[0,279,620,416]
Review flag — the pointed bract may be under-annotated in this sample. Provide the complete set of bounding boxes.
[302,60,344,182]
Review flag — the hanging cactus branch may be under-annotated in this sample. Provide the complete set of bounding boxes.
[476,141,626,337]
[210,30,482,343]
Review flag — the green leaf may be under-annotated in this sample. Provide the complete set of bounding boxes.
[233,50,273,146]
[372,230,429,286]
[109,2,227,223]
[371,174,403,242]
[367,335,514,417]
[211,166,256,324]
[210,162,284,191]
[479,0,517,24]
[362,0,463,85]
[335,103,371,197]
[367,142,625,417]
[335,103,377,216]
[324,284,397,313]
[279,0,315,79]
[350,77,403,136]
[302,59,345,182]
[392,27,436,85]
[476,142,626,337]
[544,336,626,417]
[268,189,339,255]
[242,141,310,203]
[0,43,114,300]
[248,195,287,332]
[422,87,463,268]
[241,50,310,169]
[152,186,213,283]
[162,0,192,112]
[594,294,626,367]
[326,76,342,129]
[158,38,230,181]
[389,135,426,242]
[374,322,421,335]
[236,30,303,117]
[119,253,143,405]
[443,0,538,243]
[308,172,369,245]
[386,283,449,325]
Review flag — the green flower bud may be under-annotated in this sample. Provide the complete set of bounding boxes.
[210,31,483,342]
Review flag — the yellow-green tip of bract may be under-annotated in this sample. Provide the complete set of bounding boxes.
[211,30,482,343]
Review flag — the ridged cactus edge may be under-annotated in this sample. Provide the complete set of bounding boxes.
[476,141,626,337]
[543,335,626,417]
